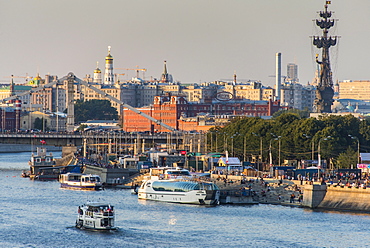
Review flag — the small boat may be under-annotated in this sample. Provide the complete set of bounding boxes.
[59,173,103,190]
[138,167,220,205]
[76,202,116,230]
[21,170,30,178]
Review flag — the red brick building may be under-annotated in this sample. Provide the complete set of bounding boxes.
[122,95,287,132]
[0,100,22,131]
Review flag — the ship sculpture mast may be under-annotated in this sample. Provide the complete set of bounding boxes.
[313,1,337,113]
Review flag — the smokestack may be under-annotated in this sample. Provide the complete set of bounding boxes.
[275,52,281,100]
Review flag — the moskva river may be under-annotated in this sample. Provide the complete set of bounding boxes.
[1,151,370,248]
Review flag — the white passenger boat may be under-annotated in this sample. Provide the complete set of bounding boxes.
[76,202,116,230]
[59,173,103,190]
[138,167,220,205]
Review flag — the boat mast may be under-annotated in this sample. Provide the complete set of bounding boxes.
[313,1,337,113]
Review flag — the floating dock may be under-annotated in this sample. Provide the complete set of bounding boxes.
[219,189,259,204]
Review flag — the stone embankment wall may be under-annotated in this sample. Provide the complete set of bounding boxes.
[302,184,327,208]
[302,184,370,211]
[318,185,370,211]
[210,175,370,211]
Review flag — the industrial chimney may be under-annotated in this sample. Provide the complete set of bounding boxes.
[275,52,281,100]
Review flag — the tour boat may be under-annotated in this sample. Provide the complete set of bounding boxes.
[76,202,116,230]
[138,167,220,205]
[59,173,103,190]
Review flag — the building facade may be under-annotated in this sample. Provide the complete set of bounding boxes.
[280,82,316,111]
[0,100,21,131]
[122,95,286,132]
[338,80,370,101]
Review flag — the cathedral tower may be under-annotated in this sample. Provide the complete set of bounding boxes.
[93,61,102,84]
[104,46,114,84]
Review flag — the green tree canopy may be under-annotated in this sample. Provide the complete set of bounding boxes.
[336,147,358,169]
[208,114,370,167]
[74,99,118,123]
[34,117,48,131]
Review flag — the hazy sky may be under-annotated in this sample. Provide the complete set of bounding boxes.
[1,0,370,87]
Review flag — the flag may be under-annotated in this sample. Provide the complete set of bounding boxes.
[40,140,46,145]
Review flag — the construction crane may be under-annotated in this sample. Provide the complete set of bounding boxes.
[269,75,287,82]
[114,73,125,82]
[115,66,147,79]
[4,74,33,84]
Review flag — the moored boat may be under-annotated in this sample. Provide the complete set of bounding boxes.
[76,202,116,230]
[59,173,103,190]
[138,167,220,205]
[28,147,57,180]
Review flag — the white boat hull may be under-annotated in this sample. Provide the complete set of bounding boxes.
[60,173,102,190]
[61,182,102,190]
[76,217,116,230]
[76,202,115,230]
[138,190,218,205]
[138,180,219,205]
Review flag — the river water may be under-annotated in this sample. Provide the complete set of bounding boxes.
[1,152,370,248]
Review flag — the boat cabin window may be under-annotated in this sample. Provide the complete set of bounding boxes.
[90,177,100,182]
[151,181,219,192]
[36,158,41,163]
[70,175,81,181]
[45,158,51,162]
[166,170,191,176]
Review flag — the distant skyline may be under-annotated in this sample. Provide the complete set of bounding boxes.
[1,0,370,87]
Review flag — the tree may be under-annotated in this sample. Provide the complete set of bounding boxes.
[34,117,47,131]
[336,147,358,169]
[207,114,370,166]
[272,108,310,119]
[77,124,88,131]
[73,99,118,123]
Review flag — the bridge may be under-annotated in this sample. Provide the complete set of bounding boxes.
[0,132,204,153]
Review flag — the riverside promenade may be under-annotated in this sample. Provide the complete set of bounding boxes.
[212,175,303,207]
[213,175,370,212]
[125,171,370,211]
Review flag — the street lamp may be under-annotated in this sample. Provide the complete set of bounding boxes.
[303,134,315,161]
[349,135,360,166]
[231,132,240,157]
[215,131,218,153]
[223,132,227,152]
[277,136,281,166]
[243,135,247,162]
[252,132,263,172]
[269,139,273,166]
[318,136,331,180]
[269,136,281,166]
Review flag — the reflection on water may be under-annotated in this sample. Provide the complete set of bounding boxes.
[0,153,370,247]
